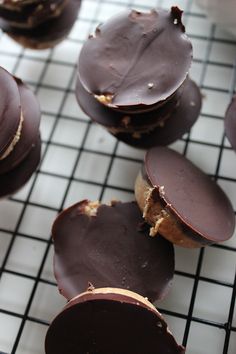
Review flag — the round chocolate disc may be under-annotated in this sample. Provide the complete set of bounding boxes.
[0,0,81,49]
[225,95,236,152]
[0,135,41,197]
[0,66,21,156]
[0,77,41,174]
[145,147,235,244]
[78,7,192,111]
[52,200,174,302]
[45,288,185,354]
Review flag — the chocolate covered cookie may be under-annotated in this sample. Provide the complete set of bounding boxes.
[0,66,21,158]
[0,0,67,29]
[0,0,81,49]
[52,200,174,302]
[135,146,235,247]
[0,136,41,197]
[76,7,201,148]
[0,77,40,173]
[78,7,192,112]
[76,76,201,148]
[0,1,42,10]
[0,66,41,197]
[45,288,185,354]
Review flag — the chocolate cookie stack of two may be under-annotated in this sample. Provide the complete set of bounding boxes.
[76,7,201,148]
[45,200,185,354]
[0,0,81,49]
[0,66,41,197]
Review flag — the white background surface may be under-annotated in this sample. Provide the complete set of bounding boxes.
[0,0,236,353]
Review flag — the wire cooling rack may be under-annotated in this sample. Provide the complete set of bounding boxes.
[0,0,236,353]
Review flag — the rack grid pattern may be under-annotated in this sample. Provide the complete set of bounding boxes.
[0,0,236,353]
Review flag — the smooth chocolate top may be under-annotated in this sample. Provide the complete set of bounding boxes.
[0,0,80,42]
[45,291,185,354]
[53,200,174,302]
[0,77,41,174]
[225,95,236,152]
[78,7,192,111]
[0,66,21,155]
[145,147,235,242]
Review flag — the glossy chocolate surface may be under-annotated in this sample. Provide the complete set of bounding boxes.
[0,135,41,197]
[0,0,80,47]
[0,66,21,155]
[78,7,192,111]
[145,147,235,243]
[53,200,174,302]
[45,290,185,354]
[225,95,236,152]
[0,78,41,174]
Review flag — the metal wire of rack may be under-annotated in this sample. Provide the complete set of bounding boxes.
[0,0,235,353]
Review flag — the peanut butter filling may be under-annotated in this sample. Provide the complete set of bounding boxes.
[134,170,203,248]
[94,93,114,106]
[83,200,100,217]
[70,287,158,314]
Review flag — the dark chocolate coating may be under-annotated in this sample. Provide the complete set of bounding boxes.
[78,7,192,111]
[0,0,42,10]
[225,95,236,152]
[45,291,185,354]
[76,75,183,131]
[0,66,21,155]
[145,147,235,243]
[0,77,40,174]
[52,200,174,302]
[0,0,80,48]
[114,79,201,148]
[0,135,41,197]
[0,0,66,28]
[76,77,201,148]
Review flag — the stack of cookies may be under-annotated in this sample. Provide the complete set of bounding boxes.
[0,66,41,197]
[76,7,202,148]
[0,0,81,49]
[45,200,185,353]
